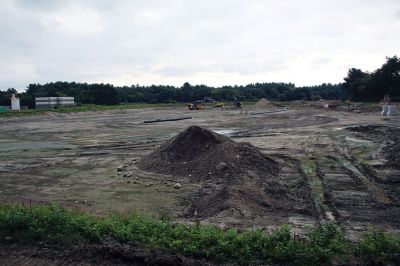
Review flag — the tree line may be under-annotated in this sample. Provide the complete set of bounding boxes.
[0,82,345,108]
[0,56,398,107]
[343,56,400,102]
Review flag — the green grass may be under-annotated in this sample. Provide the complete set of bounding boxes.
[0,205,399,265]
[0,101,280,118]
[357,101,381,107]
[300,158,328,217]
[0,103,187,117]
[0,109,48,117]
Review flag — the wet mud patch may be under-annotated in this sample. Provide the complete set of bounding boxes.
[345,124,400,168]
[343,125,400,205]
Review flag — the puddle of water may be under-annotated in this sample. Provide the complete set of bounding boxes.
[214,129,240,137]
[333,127,345,131]
[325,211,335,221]
[315,115,334,119]
[167,132,178,138]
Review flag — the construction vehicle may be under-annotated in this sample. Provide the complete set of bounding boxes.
[233,97,242,108]
[204,97,224,108]
[188,97,224,110]
[188,100,205,110]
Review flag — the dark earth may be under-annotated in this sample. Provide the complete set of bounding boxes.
[0,241,211,266]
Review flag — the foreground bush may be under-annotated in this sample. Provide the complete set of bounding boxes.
[0,204,399,265]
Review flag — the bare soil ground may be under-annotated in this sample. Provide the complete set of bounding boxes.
[1,105,400,240]
[0,241,210,266]
[137,125,279,180]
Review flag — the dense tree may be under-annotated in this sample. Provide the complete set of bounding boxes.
[369,56,400,101]
[343,68,371,101]
[1,81,345,108]
[343,56,400,101]
[5,56,399,108]
[0,88,17,106]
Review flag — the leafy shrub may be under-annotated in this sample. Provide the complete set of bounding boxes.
[0,204,100,244]
[1,204,399,265]
[356,227,400,264]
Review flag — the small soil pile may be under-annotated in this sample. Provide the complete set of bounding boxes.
[255,98,275,108]
[136,126,279,180]
[291,100,304,107]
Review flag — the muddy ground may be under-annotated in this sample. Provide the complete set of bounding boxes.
[1,105,400,239]
[0,241,210,266]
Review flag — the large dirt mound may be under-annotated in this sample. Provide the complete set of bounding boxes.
[255,98,275,108]
[136,127,316,222]
[137,126,279,179]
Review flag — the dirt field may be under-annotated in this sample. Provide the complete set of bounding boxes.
[1,104,400,239]
[0,241,209,266]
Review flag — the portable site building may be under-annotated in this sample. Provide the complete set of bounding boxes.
[11,94,20,110]
[35,97,75,109]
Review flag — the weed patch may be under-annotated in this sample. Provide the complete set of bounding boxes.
[0,204,399,265]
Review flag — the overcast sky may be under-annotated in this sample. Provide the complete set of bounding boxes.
[1,0,399,91]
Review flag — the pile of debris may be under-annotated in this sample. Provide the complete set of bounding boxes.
[254,98,276,109]
[137,126,279,180]
[136,126,316,221]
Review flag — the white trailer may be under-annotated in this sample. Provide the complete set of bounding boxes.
[11,94,20,110]
[35,97,75,109]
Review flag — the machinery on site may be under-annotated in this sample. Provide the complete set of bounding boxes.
[187,97,224,110]
[187,100,205,110]
[233,97,242,108]
[204,97,224,108]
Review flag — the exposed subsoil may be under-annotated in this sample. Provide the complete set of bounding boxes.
[184,154,316,222]
[1,106,400,239]
[0,241,211,266]
[333,125,400,229]
[344,125,400,213]
[346,125,400,169]
[386,133,400,169]
[137,125,280,180]
[348,125,400,169]
[317,156,400,227]
[137,126,316,223]
[254,98,276,109]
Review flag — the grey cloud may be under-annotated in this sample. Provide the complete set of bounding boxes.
[396,10,400,19]
[1,0,400,89]
[312,57,332,65]
[153,57,288,77]
[153,66,204,77]
[14,0,63,10]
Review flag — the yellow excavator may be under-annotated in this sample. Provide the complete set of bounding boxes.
[187,97,224,110]
[188,100,205,110]
[205,97,224,108]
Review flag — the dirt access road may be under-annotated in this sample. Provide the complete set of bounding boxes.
[1,105,400,238]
